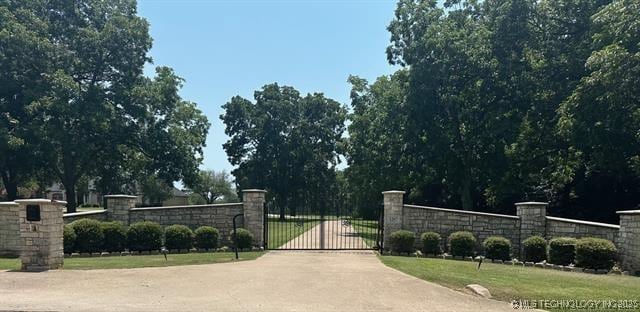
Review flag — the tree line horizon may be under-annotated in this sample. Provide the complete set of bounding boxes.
[2,0,639,223]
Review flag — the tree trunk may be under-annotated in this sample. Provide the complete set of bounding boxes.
[63,182,77,213]
[1,170,18,200]
[460,178,473,211]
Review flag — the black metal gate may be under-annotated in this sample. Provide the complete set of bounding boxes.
[264,202,383,250]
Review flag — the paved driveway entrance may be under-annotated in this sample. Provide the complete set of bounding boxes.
[0,251,513,311]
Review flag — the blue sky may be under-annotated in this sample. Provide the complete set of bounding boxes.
[137,0,398,173]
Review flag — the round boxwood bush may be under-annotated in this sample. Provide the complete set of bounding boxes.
[194,226,219,250]
[548,237,577,265]
[231,228,253,249]
[127,221,163,252]
[522,235,547,263]
[100,221,127,253]
[63,224,76,254]
[164,224,195,251]
[448,231,476,257]
[575,237,618,270]
[483,236,511,261]
[389,230,416,253]
[70,218,104,253]
[420,232,442,255]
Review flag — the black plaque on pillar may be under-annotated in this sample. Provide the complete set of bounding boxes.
[26,205,41,222]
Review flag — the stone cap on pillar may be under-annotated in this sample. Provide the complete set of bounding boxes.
[242,189,267,193]
[103,195,138,199]
[515,201,548,207]
[617,210,640,215]
[382,190,406,195]
[14,199,67,205]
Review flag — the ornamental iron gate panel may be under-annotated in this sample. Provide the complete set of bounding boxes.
[264,201,383,250]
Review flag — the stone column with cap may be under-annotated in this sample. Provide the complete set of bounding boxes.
[105,195,137,226]
[242,189,266,248]
[382,190,405,251]
[617,210,640,274]
[516,201,548,257]
[15,199,66,271]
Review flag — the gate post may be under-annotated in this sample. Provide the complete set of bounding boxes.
[105,195,137,226]
[242,189,266,248]
[617,210,640,275]
[382,190,405,251]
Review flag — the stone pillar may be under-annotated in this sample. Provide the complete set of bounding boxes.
[15,199,66,271]
[0,202,21,257]
[516,201,548,256]
[382,190,405,250]
[242,189,266,248]
[105,195,137,225]
[617,210,640,275]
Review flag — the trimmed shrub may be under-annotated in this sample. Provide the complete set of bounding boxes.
[483,236,511,261]
[575,237,618,271]
[231,228,253,249]
[63,225,76,254]
[448,231,476,257]
[101,221,127,253]
[127,221,163,252]
[194,226,219,250]
[389,230,416,253]
[70,218,104,253]
[522,235,547,263]
[548,237,577,265]
[420,232,442,255]
[164,225,195,251]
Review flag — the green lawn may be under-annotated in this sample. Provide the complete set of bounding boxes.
[350,219,379,248]
[0,252,263,270]
[267,217,320,248]
[380,256,640,312]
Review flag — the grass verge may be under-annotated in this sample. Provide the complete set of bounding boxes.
[267,217,320,248]
[0,252,263,270]
[380,256,640,312]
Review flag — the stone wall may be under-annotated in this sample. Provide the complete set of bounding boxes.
[402,204,520,253]
[546,216,619,242]
[382,190,640,272]
[63,210,108,224]
[0,202,21,257]
[129,203,244,245]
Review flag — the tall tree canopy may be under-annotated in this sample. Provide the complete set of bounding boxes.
[0,0,209,211]
[347,0,639,222]
[221,83,346,219]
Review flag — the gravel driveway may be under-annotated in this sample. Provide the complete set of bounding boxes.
[0,251,514,311]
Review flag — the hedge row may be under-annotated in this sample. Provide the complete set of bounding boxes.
[64,218,230,253]
[389,230,618,270]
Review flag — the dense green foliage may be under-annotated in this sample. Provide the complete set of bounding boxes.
[448,231,476,257]
[346,0,640,222]
[63,224,76,254]
[70,219,104,253]
[164,225,195,251]
[482,236,511,261]
[522,236,547,263]
[221,84,347,219]
[0,0,209,211]
[190,169,238,204]
[194,226,220,250]
[548,237,577,265]
[389,230,416,253]
[127,221,163,252]
[575,237,618,270]
[100,221,127,253]
[231,228,254,249]
[420,232,442,255]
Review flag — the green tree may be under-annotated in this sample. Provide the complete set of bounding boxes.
[221,83,346,220]
[1,1,209,211]
[191,169,237,204]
